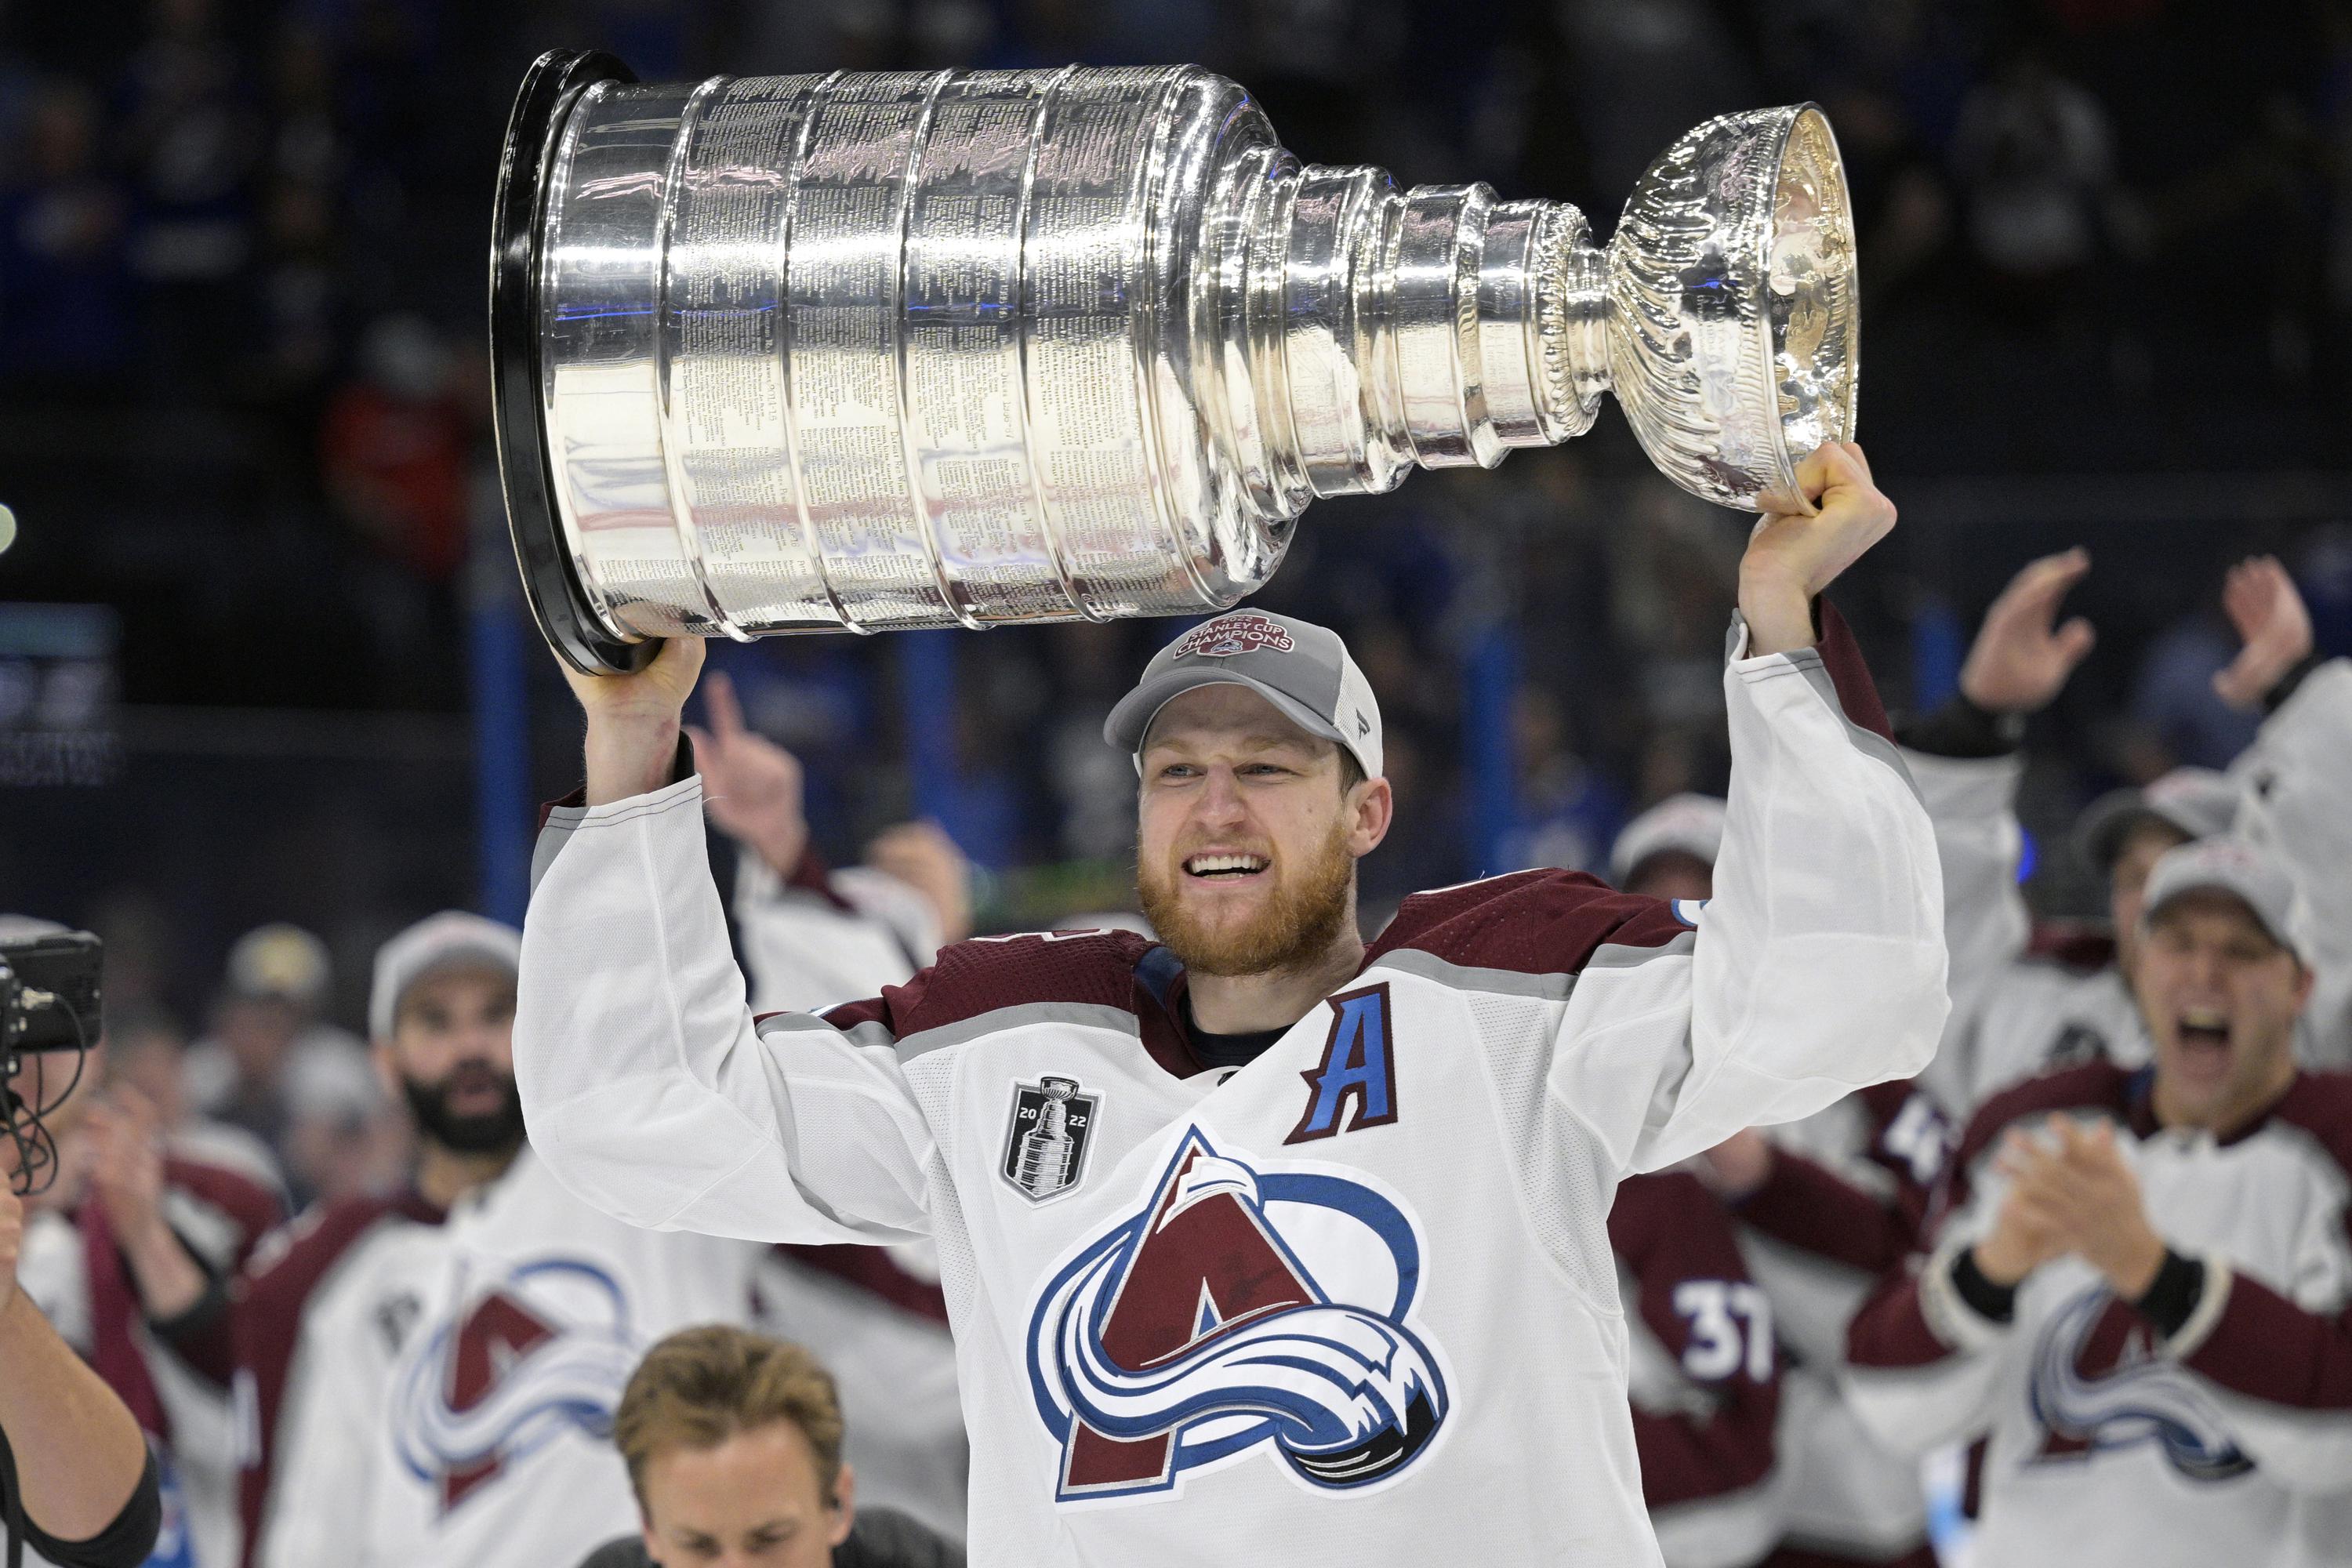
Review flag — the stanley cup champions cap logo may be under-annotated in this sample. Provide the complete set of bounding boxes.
[1170,614,1297,659]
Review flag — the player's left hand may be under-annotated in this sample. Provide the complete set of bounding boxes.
[2212,554,2313,710]
[1738,441,1896,655]
[2002,1119,2166,1301]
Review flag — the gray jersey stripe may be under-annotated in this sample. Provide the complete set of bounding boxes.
[530,804,590,897]
[897,1000,1141,1062]
[756,1012,900,1054]
[1782,648,1922,802]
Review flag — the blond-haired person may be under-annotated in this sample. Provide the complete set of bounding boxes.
[582,1326,961,1568]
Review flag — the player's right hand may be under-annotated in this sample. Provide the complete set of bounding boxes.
[565,637,709,806]
[1737,441,1897,655]
[2212,554,2313,710]
[1960,547,2096,715]
[560,634,707,728]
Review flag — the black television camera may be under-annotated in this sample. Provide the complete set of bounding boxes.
[2,929,103,1197]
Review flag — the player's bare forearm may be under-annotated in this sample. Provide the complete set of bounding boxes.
[584,712,685,807]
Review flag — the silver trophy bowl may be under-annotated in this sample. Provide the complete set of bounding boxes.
[491,53,1857,673]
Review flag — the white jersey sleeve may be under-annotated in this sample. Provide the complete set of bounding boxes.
[1565,622,1948,1174]
[252,1287,383,1568]
[2234,658,2352,1068]
[517,786,935,1246]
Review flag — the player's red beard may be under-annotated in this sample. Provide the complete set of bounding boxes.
[1137,815,1357,978]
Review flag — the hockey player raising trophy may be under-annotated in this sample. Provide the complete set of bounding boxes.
[499,52,1944,1568]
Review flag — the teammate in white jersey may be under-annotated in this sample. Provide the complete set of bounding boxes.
[1845,836,2352,1568]
[95,914,781,1568]
[516,444,1948,1566]
[1905,550,2349,1115]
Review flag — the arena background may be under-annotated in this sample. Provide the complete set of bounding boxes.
[0,0,2344,1039]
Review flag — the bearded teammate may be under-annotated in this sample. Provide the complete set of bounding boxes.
[92,914,782,1568]
[516,443,1947,1566]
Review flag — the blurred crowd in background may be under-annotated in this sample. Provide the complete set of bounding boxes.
[1,0,2349,1052]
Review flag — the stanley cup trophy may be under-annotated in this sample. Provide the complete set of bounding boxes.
[491,53,1857,673]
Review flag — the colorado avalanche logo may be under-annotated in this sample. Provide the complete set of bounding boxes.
[392,1258,645,1509]
[1173,614,1295,659]
[1025,1127,1450,1505]
[2027,1287,2252,1481]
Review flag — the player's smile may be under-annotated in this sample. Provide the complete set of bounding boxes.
[1183,851,1271,883]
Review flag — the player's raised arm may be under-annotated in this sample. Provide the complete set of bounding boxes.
[2223,557,2352,1068]
[1563,443,1948,1173]
[514,643,935,1247]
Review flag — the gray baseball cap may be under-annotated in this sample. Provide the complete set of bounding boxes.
[2140,837,2313,965]
[369,911,522,1040]
[1610,793,1728,884]
[2077,767,2238,872]
[1104,611,1383,779]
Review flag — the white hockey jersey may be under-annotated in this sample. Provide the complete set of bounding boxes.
[246,1149,765,1568]
[1844,1065,2352,1568]
[517,620,1946,1567]
[520,620,1947,1561]
[1915,657,2352,1117]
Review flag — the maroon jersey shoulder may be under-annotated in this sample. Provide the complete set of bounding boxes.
[240,1191,443,1320]
[1955,1060,2136,1174]
[774,1243,950,1325]
[163,1155,285,1265]
[1369,869,1692,978]
[1813,598,1893,742]
[2266,1071,2352,1182]
[1609,1171,1741,1264]
[871,927,1160,1038]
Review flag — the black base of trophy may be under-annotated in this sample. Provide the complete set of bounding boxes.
[490,48,649,677]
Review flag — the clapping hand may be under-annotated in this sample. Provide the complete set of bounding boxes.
[1980,1120,2166,1299]
[2212,555,2314,710]
[85,1087,168,1243]
[1960,548,2096,715]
